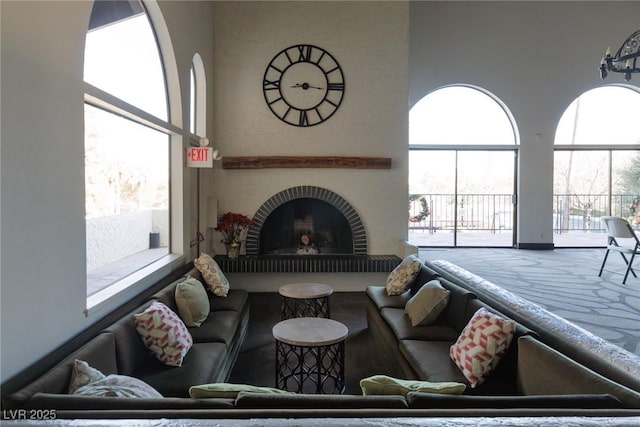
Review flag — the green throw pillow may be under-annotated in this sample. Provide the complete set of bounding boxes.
[175,277,210,327]
[360,375,466,396]
[405,279,450,326]
[189,383,293,399]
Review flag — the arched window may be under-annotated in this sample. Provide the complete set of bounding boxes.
[409,85,518,247]
[410,86,517,147]
[553,86,640,246]
[84,0,182,308]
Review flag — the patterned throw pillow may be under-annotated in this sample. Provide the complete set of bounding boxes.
[194,253,230,297]
[450,308,516,388]
[134,301,193,367]
[404,280,450,326]
[385,255,422,296]
[69,359,162,398]
[175,277,210,327]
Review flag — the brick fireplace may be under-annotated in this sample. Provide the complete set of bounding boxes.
[214,186,400,273]
[246,186,366,256]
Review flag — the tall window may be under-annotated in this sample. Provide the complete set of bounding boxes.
[84,0,179,306]
[409,85,518,247]
[553,86,640,247]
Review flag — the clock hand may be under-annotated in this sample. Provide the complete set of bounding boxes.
[290,82,324,90]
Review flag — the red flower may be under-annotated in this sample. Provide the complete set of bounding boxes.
[215,212,254,244]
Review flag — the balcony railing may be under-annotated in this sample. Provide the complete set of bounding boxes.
[409,193,639,236]
[553,193,639,233]
[409,194,514,233]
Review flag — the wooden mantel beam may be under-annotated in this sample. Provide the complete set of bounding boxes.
[222,156,392,170]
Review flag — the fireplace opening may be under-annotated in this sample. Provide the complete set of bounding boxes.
[259,198,353,255]
[245,186,368,257]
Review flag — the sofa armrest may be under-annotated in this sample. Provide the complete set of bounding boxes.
[3,333,118,409]
[517,336,640,408]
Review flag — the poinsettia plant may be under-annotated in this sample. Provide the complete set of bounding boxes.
[215,212,254,244]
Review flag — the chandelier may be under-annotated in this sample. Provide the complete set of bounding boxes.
[599,30,640,82]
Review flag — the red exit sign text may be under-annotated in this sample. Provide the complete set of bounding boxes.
[186,147,213,168]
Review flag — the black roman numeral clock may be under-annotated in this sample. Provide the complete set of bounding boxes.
[263,44,345,127]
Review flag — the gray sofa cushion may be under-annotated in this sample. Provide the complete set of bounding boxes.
[189,268,249,312]
[133,342,228,398]
[151,270,247,314]
[399,339,469,384]
[411,269,442,295]
[103,302,156,376]
[436,280,478,332]
[399,339,519,395]
[208,289,248,312]
[381,308,459,341]
[366,286,410,309]
[188,310,241,344]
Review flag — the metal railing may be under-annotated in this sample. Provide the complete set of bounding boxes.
[408,193,639,234]
[553,193,639,233]
[409,194,514,233]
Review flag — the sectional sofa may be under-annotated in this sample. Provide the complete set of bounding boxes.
[3,266,250,412]
[3,257,640,421]
[366,259,640,410]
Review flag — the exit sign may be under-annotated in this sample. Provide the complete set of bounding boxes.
[186,147,213,168]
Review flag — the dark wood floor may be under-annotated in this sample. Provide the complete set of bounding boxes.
[228,292,395,394]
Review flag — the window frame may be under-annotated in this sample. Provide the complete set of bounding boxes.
[552,85,640,246]
[83,0,186,315]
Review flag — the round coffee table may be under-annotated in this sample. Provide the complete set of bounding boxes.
[273,317,348,394]
[279,282,333,319]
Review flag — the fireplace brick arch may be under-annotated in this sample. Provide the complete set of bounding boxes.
[246,186,367,256]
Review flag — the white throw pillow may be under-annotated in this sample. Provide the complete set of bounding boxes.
[194,253,230,297]
[69,359,162,398]
[385,255,422,296]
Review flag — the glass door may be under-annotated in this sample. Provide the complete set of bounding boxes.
[409,150,516,247]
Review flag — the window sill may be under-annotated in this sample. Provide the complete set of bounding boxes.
[85,253,183,317]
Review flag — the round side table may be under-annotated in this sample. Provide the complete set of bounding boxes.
[273,317,348,394]
[279,282,333,320]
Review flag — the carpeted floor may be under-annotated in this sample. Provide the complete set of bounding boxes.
[229,248,640,391]
[420,248,640,356]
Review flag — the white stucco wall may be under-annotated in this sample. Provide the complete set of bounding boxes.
[409,1,640,246]
[205,1,410,258]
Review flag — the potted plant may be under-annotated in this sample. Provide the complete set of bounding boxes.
[215,212,254,259]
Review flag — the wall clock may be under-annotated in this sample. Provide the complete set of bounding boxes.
[263,44,345,127]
